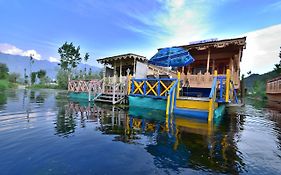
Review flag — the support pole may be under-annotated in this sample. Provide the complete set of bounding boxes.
[119,60,122,83]
[206,48,211,73]
[225,69,230,102]
[177,72,180,98]
[133,57,136,76]
[102,65,106,93]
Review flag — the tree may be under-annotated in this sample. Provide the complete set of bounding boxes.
[0,63,9,79]
[29,54,35,85]
[58,42,90,72]
[8,72,20,83]
[56,69,68,89]
[31,72,37,85]
[37,69,46,84]
[24,68,28,84]
[274,47,281,74]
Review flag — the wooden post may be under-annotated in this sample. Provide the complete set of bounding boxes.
[102,65,106,93]
[127,74,132,95]
[240,74,245,104]
[88,87,91,102]
[119,60,122,83]
[133,57,136,76]
[177,72,180,98]
[113,82,115,104]
[113,61,116,84]
[206,48,211,73]
[225,69,230,102]
[212,60,215,74]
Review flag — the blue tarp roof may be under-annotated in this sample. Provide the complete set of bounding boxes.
[148,47,195,67]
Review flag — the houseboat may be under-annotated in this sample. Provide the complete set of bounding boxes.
[68,37,246,122]
[128,37,246,122]
[266,75,281,110]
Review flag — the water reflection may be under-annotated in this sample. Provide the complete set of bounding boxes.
[0,89,280,174]
[61,100,245,173]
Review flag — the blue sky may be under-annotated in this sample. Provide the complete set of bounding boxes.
[0,0,281,74]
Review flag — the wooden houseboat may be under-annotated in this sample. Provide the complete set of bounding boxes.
[68,37,246,123]
[128,37,246,122]
[266,75,281,110]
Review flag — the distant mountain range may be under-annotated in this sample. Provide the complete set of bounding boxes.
[0,53,101,79]
[244,70,280,90]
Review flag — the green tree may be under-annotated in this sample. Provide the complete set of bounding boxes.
[274,46,281,74]
[24,68,28,84]
[0,63,9,79]
[56,69,68,89]
[31,72,37,85]
[58,42,89,72]
[8,72,20,83]
[29,54,35,85]
[37,69,46,84]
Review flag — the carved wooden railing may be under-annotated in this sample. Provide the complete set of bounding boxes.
[266,76,281,94]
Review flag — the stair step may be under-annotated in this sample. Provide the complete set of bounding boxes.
[174,107,208,119]
[176,98,218,111]
[99,95,115,99]
[94,99,113,103]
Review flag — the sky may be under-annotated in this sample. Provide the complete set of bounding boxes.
[0,0,280,75]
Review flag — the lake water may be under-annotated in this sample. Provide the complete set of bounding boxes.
[0,89,280,174]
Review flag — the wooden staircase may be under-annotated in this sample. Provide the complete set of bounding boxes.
[94,83,127,105]
[174,97,218,119]
[94,93,126,104]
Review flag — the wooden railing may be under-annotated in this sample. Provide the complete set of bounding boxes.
[129,78,178,99]
[266,76,281,94]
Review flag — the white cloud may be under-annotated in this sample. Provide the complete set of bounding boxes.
[0,43,41,60]
[120,0,213,48]
[241,24,281,75]
[49,56,60,63]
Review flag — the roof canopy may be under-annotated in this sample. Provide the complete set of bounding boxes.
[148,47,195,67]
[170,37,246,50]
[97,53,147,65]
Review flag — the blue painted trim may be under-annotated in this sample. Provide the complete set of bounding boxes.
[174,107,208,120]
[143,80,147,94]
[209,77,217,98]
[129,94,167,99]
[157,80,161,96]
[131,79,134,93]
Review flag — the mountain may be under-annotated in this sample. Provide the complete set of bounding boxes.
[244,70,280,91]
[0,53,101,79]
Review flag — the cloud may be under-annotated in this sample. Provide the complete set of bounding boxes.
[0,43,41,60]
[241,24,281,75]
[119,0,214,47]
[49,56,60,63]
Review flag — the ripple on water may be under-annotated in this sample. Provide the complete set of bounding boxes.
[0,90,281,174]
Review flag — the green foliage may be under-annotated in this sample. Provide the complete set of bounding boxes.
[56,69,68,89]
[58,42,90,71]
[24,68,28,84]
[274,46,281,74]
[252,80,266,99]
[37,69,46,79]
[0,79,9,90]
[31,72,37,85]
[0,63,9,79]
[37,69,47,84]
[29,83,60,89]
[8,72,20,83]
[0,79,16,90]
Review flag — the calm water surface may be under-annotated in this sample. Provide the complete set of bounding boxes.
[0,89,280,174]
